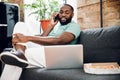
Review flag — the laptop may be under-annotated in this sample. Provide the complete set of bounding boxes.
[43,44,83,69]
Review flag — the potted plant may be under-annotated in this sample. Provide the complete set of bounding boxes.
[24,0,60,32]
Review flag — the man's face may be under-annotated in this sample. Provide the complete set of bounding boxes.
[58,5,74,25]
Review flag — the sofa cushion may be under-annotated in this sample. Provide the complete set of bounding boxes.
[20,67,120,80]
[20,26,120,80]
[78,26,120,63]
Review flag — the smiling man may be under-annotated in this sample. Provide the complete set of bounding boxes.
[0,4,81,80]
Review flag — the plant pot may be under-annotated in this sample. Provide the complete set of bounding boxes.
[40,20,50,32]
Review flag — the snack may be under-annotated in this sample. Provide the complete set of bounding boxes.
[84,62,120,74]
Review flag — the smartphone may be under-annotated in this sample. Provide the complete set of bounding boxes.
[54,14,59,22]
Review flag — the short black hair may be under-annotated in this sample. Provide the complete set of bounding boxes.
[63,4,74,12]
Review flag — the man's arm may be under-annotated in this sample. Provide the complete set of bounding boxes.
[12,32,75,45]
[40,24,55,36]
[37,13,59,36]
[31,32,75,45]
[35,24,54,37]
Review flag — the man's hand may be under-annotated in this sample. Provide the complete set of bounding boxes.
[41,12,59,36]
[12,33,29,46]
[50,12,59,27]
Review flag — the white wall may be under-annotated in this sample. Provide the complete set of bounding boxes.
[24,0,35,22]
[66,0,77,22]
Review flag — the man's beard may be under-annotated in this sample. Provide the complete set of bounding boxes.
[59,17,72,25]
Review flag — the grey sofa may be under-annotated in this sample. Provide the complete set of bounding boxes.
[20,26,120,80]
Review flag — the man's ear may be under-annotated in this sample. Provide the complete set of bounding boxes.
[72,13,74,18]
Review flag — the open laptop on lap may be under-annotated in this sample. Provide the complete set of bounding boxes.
[43,44,83,69]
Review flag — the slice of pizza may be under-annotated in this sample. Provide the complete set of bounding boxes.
[84,62,120,74]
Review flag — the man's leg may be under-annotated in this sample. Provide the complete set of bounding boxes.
[0,22,39,80]
[0,65,22,80]
[25,46,46,68]
[0,21,45,67]
[0,21,46,80]
[13,21,38,35]
[0,22,32,68]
